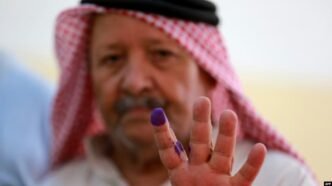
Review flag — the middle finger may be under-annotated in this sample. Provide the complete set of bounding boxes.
[189,97,213,165]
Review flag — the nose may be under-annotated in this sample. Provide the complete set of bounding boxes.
[120,56,153,95]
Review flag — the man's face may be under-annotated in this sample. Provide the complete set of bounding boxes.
[89,14,214,149]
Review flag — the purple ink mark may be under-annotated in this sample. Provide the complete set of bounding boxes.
[174,141,185,155]
[150,108,166,126]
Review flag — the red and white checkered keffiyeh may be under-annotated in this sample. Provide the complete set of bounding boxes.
[52,4,314,179]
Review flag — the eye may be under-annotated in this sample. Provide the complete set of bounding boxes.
[151,49,176,62]
[155,49,174,58]
[101,53,123,65]
[155,49,173,57]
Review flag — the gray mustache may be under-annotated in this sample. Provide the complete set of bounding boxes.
[114,96,166,115]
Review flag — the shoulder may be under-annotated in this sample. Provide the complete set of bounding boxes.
[257,149,316,186]
[234,140,317,186]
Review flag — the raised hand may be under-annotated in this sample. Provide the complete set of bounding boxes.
[150,97,266,186]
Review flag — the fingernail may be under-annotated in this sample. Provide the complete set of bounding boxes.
[150,108,166,126]
[174,141,185,155]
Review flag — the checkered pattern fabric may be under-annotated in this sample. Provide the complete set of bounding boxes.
[52,5,314,181]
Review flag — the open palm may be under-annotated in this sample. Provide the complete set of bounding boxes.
[150,97,266,186]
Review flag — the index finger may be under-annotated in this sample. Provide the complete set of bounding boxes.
[150,108,188,170]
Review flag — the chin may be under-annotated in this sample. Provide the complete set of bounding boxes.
[126,130,155,147]
[114,121,155,147]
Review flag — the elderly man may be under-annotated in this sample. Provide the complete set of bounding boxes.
[44,0,316,185]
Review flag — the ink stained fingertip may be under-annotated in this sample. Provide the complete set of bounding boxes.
[150,108,166,126]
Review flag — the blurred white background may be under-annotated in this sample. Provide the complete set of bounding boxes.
[219,0,332,86]
[0,0,331,183]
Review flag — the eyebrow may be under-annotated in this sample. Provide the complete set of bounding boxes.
[95,42,125,57]
[96,37,178,53]
[143,38,171,46]
[100,42,125,50]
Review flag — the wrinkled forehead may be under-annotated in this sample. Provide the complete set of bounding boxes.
[89,13,187,53]
[91,14,174,42]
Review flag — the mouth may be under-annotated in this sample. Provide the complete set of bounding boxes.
[127,107,150,115]
[120,107,152,124]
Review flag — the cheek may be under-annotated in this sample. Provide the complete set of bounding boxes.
[92,74,119,122]
[156,69,201,139]
[92,65,118,103]
[158,65,201,102]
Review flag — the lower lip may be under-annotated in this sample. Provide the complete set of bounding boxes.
[122,108,150,119]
